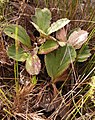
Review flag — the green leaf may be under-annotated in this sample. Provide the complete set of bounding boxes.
[47,18,70,35]
[31,22,48,36]
[4,24,31,47]
[26,54,41,75]
[32,8,51,33]
[77,44,91,62]
[38,39,59,54]
[45,45,76,80]
[7,45,28,61]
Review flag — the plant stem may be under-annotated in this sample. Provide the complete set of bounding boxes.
[14,23,19,94]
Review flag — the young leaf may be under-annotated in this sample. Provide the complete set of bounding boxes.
[4,24,31,47]
[45,45,76,80]
[38,39,59,54]
[56,27,67,42]
[47,18,70,35]
[26,54,41,75]
[32,8,51,33]
[68,29,88,49]
[7,45,28,62]
[77,44,91,62]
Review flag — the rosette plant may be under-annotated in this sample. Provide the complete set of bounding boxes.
[4,8,91,82]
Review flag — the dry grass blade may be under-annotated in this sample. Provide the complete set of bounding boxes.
[14,84,35,113]
[15,112,50,120]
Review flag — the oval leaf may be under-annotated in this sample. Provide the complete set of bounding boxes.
[26,54,41,75]
[45,45,76,80]
[77,44,91,62]
[38,39,59,54]
[68,29,88,49]
[7,45,28,61]
[47,18,70,35]
[4,24,31,47]
[31,8,51,33]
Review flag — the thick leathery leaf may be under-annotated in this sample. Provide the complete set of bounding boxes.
[4,24,31,47]
[47,18,70,35]
[45,45,76,80]
[68,29,88,49]
[38,39,59,54]
[77,44,91,62]
[26,54,41,75]
[31,22,47,36]
[32,8,51,33]
[7,45,28,61]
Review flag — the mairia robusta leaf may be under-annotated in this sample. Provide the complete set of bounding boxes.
[77,44,91,62]
[39,39,59,54]
[26,54,41,75]
[4,24,31,47]
[7,44,28,62]
[68,29,88,49]
[45,45,76,80]
[31,8,51,35]
[47,18,70,35]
